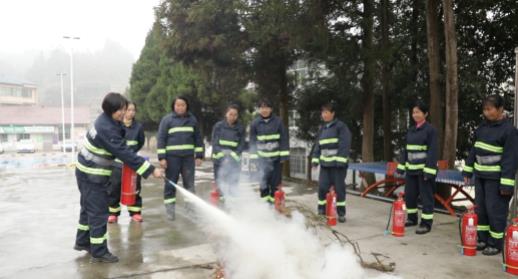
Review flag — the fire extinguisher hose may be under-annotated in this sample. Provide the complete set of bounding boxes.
[384,204,393,235]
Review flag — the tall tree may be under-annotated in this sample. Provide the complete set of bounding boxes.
[158,0,249,137]
[442,0,459,168]
[361,0,376,166]
[242,0,306,177]
[380,0,393,161]
[129,22,163,127]
[426,0,443,154]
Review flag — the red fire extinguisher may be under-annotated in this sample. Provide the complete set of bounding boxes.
[121,164,137,205]
[326,186,337,226]
[389,192,406,237]
[504,218,518,275]
[274,184,285,213]
[210,181,220,206]
[459,206,478,256]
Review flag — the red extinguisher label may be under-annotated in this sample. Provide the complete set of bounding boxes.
[394,209,405,227]
[509,232,518,261]
[465,218,477,246]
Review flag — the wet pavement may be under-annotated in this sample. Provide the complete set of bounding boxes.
[0,153,217,279]
[0,152,514,278]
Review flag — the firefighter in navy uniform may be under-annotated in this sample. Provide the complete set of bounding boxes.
[397,100,438,235]
[157,96,204,220]
[74,93,162,263]
[249,99,290,203]
[108,101,146,223]
[211,104,245,198]
[311,102,351,223]
[462,94,518,256]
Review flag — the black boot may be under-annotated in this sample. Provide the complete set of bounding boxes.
[476,241,487,251]
[90,252,119,263]
[73,244,90,253]
[415,223,431,234]
[405,220,417,227]
[482,246,501,256]
[338,215,346,223]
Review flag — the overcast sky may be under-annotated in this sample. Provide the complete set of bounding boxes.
[0,0,159,59]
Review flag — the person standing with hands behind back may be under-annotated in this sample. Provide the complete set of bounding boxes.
[311,102,351,223]
[249,99,290,203]
[396,100,438,235]
[462,94,518,256]
[157,96,204,220]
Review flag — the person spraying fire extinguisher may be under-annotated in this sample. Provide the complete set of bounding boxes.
[73,93,163,263]
[462,94,518,256]
[108,101,146,223]
[311,101,351,223]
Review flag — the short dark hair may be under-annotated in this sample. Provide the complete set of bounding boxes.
[171,96,190,112]
[257,98,273,108]
[412,99,429,114]
[321,101,337,113]
[127,100,137,111]
[226,103,240,114]
[102,92,128,115]
[483,94,504,109]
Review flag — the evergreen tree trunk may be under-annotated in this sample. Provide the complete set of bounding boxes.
[381,0,393,162]
[361,0,375,184]
[426,0,444,153]
[441,0,459,198]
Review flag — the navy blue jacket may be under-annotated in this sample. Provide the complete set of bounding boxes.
[249,115,290,162]
[211,120,245,163]
[463,118,518,192]
[77,113,154,184]
[113,120,146,168]
[123,120,145,153]
[397,122,438,178]
[157,112,204,160]
[311,119,351,168]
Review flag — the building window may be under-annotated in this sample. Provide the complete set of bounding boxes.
[17,134,30,141]
[290,147,307,175]
[22,88,32,98]
[0,134,7,143]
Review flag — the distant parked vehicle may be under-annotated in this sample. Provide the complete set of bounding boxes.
[16,139,36,153]
[61,140,77,152]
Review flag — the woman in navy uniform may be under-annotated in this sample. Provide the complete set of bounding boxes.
[108,101,146,223]
[74,93,162,263]
[249,99,290,203]
[311,102,351,223]
[463,94,518,255]
[157,96,204,220]
[211,104,245,198]
[397,100,438,235]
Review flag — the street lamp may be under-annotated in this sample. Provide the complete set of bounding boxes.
[63,35,80,158]
[57,72,67,154]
